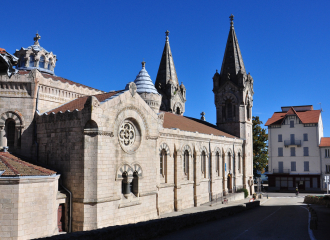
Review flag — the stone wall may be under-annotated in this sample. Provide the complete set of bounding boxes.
[0,175,61,240]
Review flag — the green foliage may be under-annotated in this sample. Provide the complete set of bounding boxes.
[253,116,268,179]
[237,188,249,198]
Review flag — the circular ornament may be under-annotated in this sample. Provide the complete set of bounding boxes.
[119,122,135,146]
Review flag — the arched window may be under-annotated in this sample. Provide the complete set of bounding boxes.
[176,107,180,115]
[228,152,232,170]
[6,119,15,147]
[29,55,35,67]
[131,171,138,196]
[201,151,206,177]
[122,172,129,196]
[39,56,45,68]
[246,103,251,120]
[184,150,189,176]
[227,100,232,119]
[160,149,167,178]
[216,152,220,176]
[48,58,52,70]
[238,152,241,173]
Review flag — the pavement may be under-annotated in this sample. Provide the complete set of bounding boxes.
[159,192,330,240]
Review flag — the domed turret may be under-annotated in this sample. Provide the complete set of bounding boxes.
[14,33,57,75]
[127,61,162,112]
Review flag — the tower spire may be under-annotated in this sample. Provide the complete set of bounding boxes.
[219,15,246,85]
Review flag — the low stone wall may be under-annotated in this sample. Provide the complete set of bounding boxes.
[304,195,330,206]
[38,201,260,240]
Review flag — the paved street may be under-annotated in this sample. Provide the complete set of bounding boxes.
[157,193,324,240]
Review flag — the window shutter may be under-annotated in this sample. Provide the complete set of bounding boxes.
[304,147,309,156]
[304,161,309,171]
[291,162,296,171]
[278,134,282,142]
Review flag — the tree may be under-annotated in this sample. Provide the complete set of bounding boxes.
[253,116,268,179]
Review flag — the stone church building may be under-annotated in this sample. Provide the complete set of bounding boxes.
[0,16,254,239]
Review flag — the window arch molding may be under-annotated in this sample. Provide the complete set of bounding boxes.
[159,142,171,156]
[0,111,25,128]
[213,147,221,175]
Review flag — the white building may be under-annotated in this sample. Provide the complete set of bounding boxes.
[319,137,330,191]
[266,105,323,191]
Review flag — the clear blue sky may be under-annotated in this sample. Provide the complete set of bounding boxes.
[2,0,330,137]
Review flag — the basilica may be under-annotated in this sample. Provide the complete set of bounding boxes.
[0,16,254,239]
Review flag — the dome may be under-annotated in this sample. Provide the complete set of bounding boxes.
[14,33,57,75]
[133,61,159,94]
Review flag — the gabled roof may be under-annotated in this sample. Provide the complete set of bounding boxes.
[0,152,56,177]
[219,16,246,85]
[265,106,321,126]
[320,137,330,147]
[18,70,104,92]
[155,30,179,89]
[163,112,236,138]
[46,90,123,114]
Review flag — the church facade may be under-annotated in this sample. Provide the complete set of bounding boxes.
[0,16,254,238]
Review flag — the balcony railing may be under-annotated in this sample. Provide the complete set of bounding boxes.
[284,140,301,147]
[273,169,290,174]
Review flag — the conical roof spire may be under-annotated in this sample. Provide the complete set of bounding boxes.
[133,61,159,94]
[219,15,246,85]
[155,30,179,90]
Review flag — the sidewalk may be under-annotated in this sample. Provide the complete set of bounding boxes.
[160,195,269,219]
[309,204,330,240]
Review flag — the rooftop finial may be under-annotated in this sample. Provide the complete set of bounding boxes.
[142,60,146,68]
[34,32,41,46]
[165,30,170,41]
[201,112,205,121]
[229,14,234,27]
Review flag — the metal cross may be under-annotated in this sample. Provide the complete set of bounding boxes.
[165,30,170,37]
[34,33,41,45]
[229,14,234,22]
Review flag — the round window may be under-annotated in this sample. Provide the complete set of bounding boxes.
[118,119,141,153]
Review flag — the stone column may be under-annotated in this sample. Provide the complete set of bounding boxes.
[0,126,4,148]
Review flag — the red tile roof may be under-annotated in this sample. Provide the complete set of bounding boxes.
[163,112,236,138]
[18,70,104,92]
[0,152,56,177]
[320,137,330,147]
[46,91,122,114]
[265,108,320,126]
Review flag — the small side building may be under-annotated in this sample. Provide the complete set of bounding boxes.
[0,152,64,240]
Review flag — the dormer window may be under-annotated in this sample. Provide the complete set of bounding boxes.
[39,56,45,68]
[29,55,35,67]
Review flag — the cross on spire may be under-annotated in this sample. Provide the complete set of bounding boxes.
[142,60,146,68]
[34,33,41,46]
[229,14,234,27]
[165,30,170,41]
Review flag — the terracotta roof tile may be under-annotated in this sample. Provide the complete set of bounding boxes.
[320,137,330,147]
[265,109,320,126]
[163,112,236,138]
[46,91,123,114]
[18,70,104,92]
[0,152,56,177]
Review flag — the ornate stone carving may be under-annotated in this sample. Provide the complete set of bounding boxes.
[119,122,135,146]
[129,82,137,97]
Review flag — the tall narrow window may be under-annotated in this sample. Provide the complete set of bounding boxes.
[290,147,296,157]
[238,152,241,173]
[278,134,282,142]
[131,171,138,196]
[303,133,308,141]
[304,161,309,171]
[216,152,220,175]
[246,104,250,120]
[184,150,189,176]
[278,147,283,157]
[29,55,35,67]
[6,120,15,147]
[304,147,309,156]
[278,162,283,173]
[326,165,330,173]
[201,151,206,176]
[290,121,294,128]
[325,149,330,158]
[39,56,45,68]
[227,101,232,119]
[48,58,52,70]
[19,56,26,68]
[291,162,296,171]
[290,134,295,144]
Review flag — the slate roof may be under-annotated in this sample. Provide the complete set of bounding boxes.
[0,152,56,177]
[319,138,330,147]
[163,112,236,138]
[18,70,104,92]
[265,106,321,126]
[46,90,123,114]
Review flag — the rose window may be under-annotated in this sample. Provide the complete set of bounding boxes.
[119,122,135,146]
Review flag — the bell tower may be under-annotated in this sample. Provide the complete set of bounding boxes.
[213,15,254,139]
